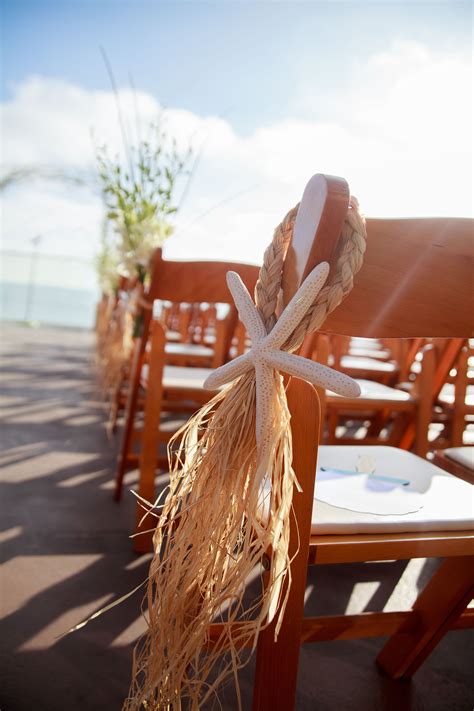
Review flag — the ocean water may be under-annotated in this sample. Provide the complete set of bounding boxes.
[0,281,98,329]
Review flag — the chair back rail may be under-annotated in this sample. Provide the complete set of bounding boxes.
[149,252,260,304]
[324,217,473,338]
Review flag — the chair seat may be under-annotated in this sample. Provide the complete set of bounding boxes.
[311,446,474,535]
[437,383,474,407]
[339,355,397,373]
[327,379,413,405]
[444,446,474,472]
[142,364,216,391]
[166,330,182,342]
[165,342,214,359]
[164,365,216,390]
[347,348,392,361]
[349,338,384,350]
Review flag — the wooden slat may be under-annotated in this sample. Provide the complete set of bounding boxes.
[207,608,474,649]
[432,449,474,485]
[323,217,474,338]
[300,611,415,643]
[309,530,474,565]
[134,321,166,553]
[151,256,259,304]
[281,174,350,306]
[377,555,474,678]
[454,606,474,629]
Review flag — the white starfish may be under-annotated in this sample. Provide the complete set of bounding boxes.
[204,262,361,459]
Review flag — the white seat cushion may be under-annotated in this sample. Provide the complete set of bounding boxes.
[349,338,384,350]
[445,446,474,472]
[340,356,396,373]
[437,383,474,407]
[311,446,474,534]
[141,364,216,390]
[163,365,215,390]
[347,348,392,361]
[327,379,412,403]
[165,342,214,358]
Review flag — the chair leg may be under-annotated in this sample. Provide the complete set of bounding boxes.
[377,555,474,678]
[115,344,143,502]
[252,378,320,711]
[413,346,435,458]
[451,346,469,447]
[133,323,166,554]
[326,409,338,444]
[366,409,388,438]
[108,372,126,434]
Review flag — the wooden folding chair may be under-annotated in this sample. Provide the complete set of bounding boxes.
[434,344,474,446]
[108,272,234,432]
[432,446,474,484]
[114,250,259,513]
[206,173,473,709]
[327,333,403,385]
[311,331,466,456]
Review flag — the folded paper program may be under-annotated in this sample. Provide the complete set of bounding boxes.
[315,467,424,515]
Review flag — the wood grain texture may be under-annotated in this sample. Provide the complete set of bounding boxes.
[208,608,473,649]
[282,174,350,307]
[309,530,474,565]
[377,555,474,677]
[252,378,321,711]
[150,252,259,304]
[323,217,474,338]
[134,321,166,553]
[432,448,474,485]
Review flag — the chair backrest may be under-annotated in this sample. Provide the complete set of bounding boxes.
[148,250,259,304]
[281,175,474,339]
[142,249,260,360]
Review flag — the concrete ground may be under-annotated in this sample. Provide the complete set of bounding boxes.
[0,323,473,711]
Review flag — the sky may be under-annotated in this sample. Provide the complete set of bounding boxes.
[1,0,472,286]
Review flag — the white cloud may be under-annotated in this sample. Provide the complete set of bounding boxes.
[1,40,472,289]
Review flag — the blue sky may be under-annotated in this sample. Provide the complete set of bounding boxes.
[3,1,472,134]
[1,1,472,281]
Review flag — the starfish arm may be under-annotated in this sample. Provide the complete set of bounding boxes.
[265,262,330,349]
[255,361,276,458]
[226,271,267,342]
[203,352,253,390]
[266,351,361,398]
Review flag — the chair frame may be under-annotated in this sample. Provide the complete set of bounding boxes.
[206,173,474,709]
[114,250,259,502]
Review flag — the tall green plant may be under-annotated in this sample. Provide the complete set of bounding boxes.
[96,120,191,281]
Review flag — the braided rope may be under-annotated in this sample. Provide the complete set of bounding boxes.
[255,196,366,351]
[255,204,298,332]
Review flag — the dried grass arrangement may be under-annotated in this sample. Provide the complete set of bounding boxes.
[96,297,134,399]
[124,198,367,710]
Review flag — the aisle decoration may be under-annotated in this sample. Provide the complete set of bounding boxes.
[125,197,367,710]
[96,122,190,280]
[94,229,129,395]
[95,121,191,334]
[93,119,191,396]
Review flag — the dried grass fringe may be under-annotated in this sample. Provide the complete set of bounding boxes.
[124,198,366,710]
[95,295,135,399]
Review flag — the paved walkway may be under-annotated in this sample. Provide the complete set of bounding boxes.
[1,324,473,711]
